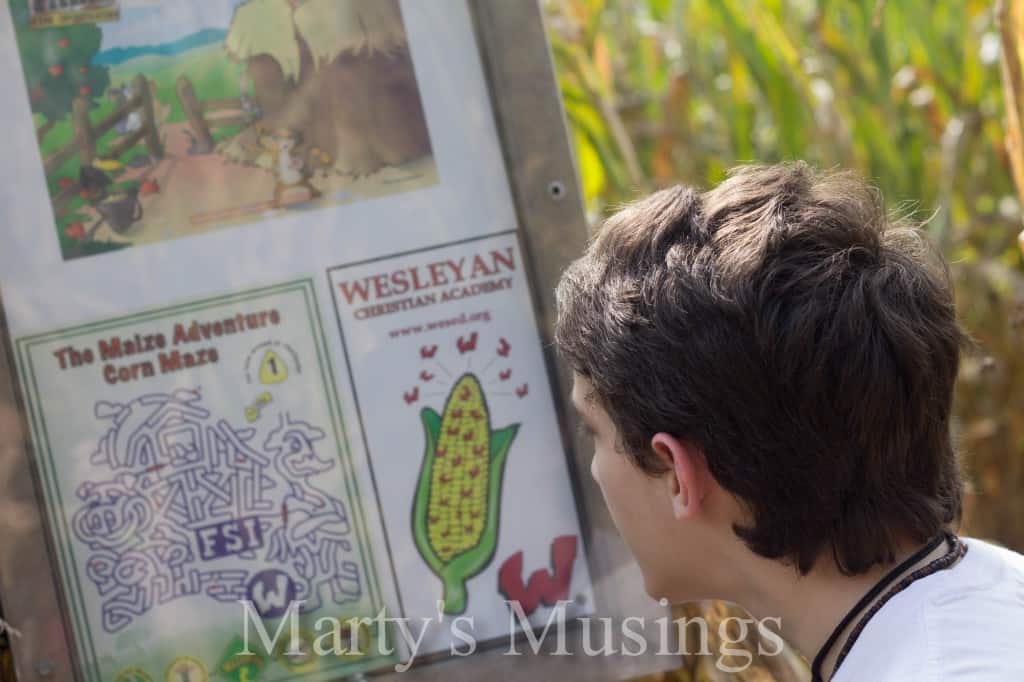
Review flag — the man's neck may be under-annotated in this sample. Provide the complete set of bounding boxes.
[723,536,949,680]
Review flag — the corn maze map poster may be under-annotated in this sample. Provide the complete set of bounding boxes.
[14,280,393,682]
[7,0,437,261]
[328,231,596,657]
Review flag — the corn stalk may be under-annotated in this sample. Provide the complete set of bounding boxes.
[998,0,1024,254]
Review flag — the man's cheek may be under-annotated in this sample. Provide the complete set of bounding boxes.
[590,452,600,484]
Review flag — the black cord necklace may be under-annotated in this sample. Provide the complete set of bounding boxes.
[810,531,968,682]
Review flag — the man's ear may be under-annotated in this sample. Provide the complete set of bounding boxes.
[650,432,707,520]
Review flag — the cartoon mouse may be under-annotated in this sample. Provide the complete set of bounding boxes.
[259,128,330,207]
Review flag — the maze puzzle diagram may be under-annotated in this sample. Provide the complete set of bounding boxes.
[71,389,363,633]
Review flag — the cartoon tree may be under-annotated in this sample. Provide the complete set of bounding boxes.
[9,2,111,142]
[222,0,431,176]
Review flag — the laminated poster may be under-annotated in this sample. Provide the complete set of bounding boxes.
[7,0,436,261]
[328,231,595,657]
[14,281,393,682]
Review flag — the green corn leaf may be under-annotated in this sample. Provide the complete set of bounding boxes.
[412,407,444,576]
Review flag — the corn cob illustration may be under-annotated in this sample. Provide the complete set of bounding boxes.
[412,372,519,614]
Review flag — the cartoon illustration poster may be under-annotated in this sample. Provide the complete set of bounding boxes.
[7,0,437,261]
[14,280,393,682]
[328,231,595,656]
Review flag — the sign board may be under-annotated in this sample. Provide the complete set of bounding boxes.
[0,1,673,680]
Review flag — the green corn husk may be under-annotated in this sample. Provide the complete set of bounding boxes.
[412,373,519,615]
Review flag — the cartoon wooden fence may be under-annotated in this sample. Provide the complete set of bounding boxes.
[44,73,164,209]
[44,73,163,174]
[176,75,249,154]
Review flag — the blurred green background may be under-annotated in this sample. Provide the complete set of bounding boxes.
[544,0,1024,678]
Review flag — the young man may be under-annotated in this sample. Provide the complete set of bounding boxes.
[555,163,1024,681]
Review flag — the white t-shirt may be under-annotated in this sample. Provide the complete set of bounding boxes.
[834,537,1024,681]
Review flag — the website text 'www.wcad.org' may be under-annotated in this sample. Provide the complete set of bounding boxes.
[388,310,492,339]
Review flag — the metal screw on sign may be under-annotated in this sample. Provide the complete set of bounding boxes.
[34,659,55,677]
[547,180,567,201]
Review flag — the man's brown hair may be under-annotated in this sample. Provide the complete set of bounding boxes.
[555,162,966,575]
